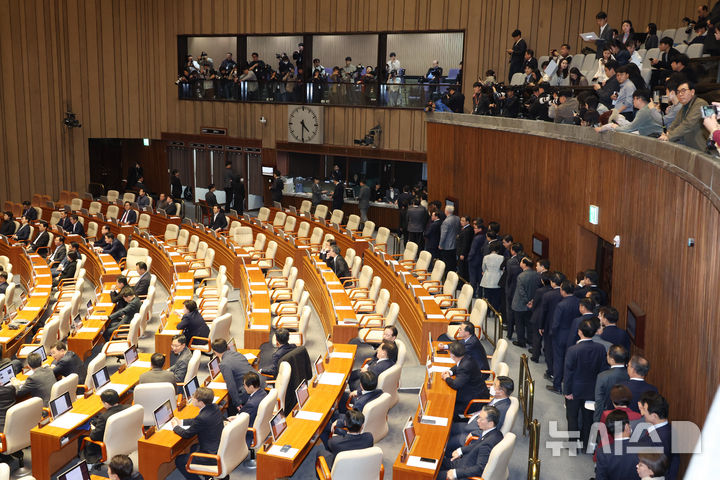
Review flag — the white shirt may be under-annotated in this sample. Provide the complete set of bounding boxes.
[387,59,401,74]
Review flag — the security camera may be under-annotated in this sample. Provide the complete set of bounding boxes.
[259,116,267,125]
[63,112,81,128]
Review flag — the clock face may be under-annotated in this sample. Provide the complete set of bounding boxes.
[288,106,322,144]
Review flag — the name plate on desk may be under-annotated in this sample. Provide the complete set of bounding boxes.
[249,324,267,330]
[318,372,345,385]
[96,303,114,307]
[266,445,299,458]
[432,356,455,364]
[428,365,451,374]
[418,296,434,301]
[48,412,90,429]
[427,314,445,320]
[162,329,181,335]
[24,306,42,312]
[207,381,227,390]
[295,410,323,421]
[420,415,448,426]
[250,291,265,296]
[329,352,354,359]
[78,327,100,333]
[407,456,438,470]
[250,282,265,286]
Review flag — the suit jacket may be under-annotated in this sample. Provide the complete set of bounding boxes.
[137,195,150,208]
[174,404,224,454]
[23,207,38,221]
[330,255,351,280]
[446,355,490,416]
[171,176,183,199]
[655,46,680,70]
[0,385,16,431]
[596,23,613,56]
[406,205,428,233]
[529,285,551,329]
[70,221,84,236]
[58,217,73,231]
[623,378,658,412]
[263,343,296,377]
[512,269,539,312]
[503,255,522,299]
[453,428,504,478]
[358,185,371,210]
[205,191,218,207]
[139,368,177,385]
[210,211,228,230]
[550,295,580,347]
[439,214,461,250]
[53,350,84,379]
[0,220,15,236]
[467,233,486,273]
[594,366,630,422]
[352,388,382,413]
[574,284,608,306]
[368,358,394,378]
[311,183,323,205]
[456,225,474,258]
[168,347,192,382]
[637,423,679,480]
[90,404,129,441]
[325,432,374,467]
[17,366,57,406]
[595,438,641,480]
[120,209,137,224]
[30,231,49,252]
[563,339,607,399]
[49,243,67,264]
[509,38,527,72]
[600,325,631,352]
[423,219,442,256]
[134,271,151,296]
[165,202,178,216]
[565,313,597,349]
[239,389,268,426]
[15,224,30,241]
[539,288,563,331]
[462,335,489,371]
[479,252,504,289]
[58,260,78,282]
[109,296,141,325]
[331,182,344,210]
[103,239,127,263]
[177,310,209,342]
[220,350,265,408]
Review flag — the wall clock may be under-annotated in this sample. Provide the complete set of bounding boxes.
[288,105,323,144]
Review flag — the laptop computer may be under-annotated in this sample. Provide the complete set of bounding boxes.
[0,363,15,386]
[91,366,111,391]
[208,356,221,379]
[295,379,309,410]
[227,338,237,352]
[56,461,91,480]
[402,416,417,454]
[49,391,73,420]
[184,376,199,399]
[153,399,174,430]
[270,410,287,442]
[123,345,138,366]
[34,345,47,362]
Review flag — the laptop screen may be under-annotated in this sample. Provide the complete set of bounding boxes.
[49,392,73,419]
[227,338,237,352]
[402,417,416,453]
[123,346,138,366]
[270,410,287,442]
[91,366,110,390]
[34,345,47,362]
[184,376,199,399]
[57,461,91,480]
[419,383,428,417]
[313,355,325,378]
[295,379,309,409]
[208,356,221,379]
[0,364,14,386]
[153,399,174,429]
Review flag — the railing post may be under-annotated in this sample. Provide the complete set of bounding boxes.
[518,354,534,436]
[527,419,541,480]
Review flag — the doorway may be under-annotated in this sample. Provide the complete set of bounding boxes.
[576,226,614,304]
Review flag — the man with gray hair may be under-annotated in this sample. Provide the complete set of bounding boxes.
[439,205,460,272]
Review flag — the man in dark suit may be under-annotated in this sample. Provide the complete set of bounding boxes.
[447,376,513,451]
[204,183,218,207]
[593,345,630,423]
[574,270,608,306]
[349,341,396,392]
[324,371,383,446]
[83,389,128,464]
[529,271,552,362]
[439,405,504,480]
[21,201,37,221]
[637,393,679,480]
[318,409,374,469]
[12,216,30,242]
[57,209,73,231]
[507,29,527,81]
[236,372,268,445]
[0,273,7,295]
[595,409,641,480]
[119,202,137,225]
[357,178,371,224]
[173,387,224,480]
[592,11,613,58]
[598,306,631,351]
[622,355,658,413]
[210,204,227,232]
[0,380,15,432]
[133,262,151,297]
[442,341,490,417]
[13,352,54,406]
[212,339,264,413]
[170,169,183,201]
[92,225,111,250]
[68,215,84,236]
[53,251,78,288]
[511,257,539,347]
[47,235,66,265]
[164,197,178,216]
[563,320,607,449]
[455,216,474,283]
[51,241,78,278]
[406,198,428,248]
[101,233,127,263]
[423,210,442,259]
[326,245,351,281]
[259,328,296,378]
[453,321,489,372]
[503,242,523,342]
[139,353,177,384]
[331,178,344,211]
[548,281,580,393]
[564,298,597,349]
[28,221,50,253]
[177,300,209,344]
[109,276,130,312]
[168,334,192,383]
[104,288,141,340]
[50,341,84,379]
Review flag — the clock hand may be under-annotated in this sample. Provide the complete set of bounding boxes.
[300,119,310,132]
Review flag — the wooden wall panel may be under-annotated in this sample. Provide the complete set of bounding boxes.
[427,122,720,430]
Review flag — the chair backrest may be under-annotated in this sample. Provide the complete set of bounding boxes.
[3,397,43,453]
[374,288,390,316]
[275,361,292,412]
[480,432,517,480]
[116,233,126,247]
[280,257,294,278]
[85,221,98,240]
[329,209,344,225]
[374,227,390,247]
[85,351,106,387]
[106,205,119,219]
[175,228,189,248]
[164,223,180,242]
[57,304,73,340]
[361,392,392,441]
[106,190,120,203]
[195,241,208,260]
[252,389,278,446]
[125,247,149,269]
[49,210,61,226]
[309,227,323,245]
[331,446,384,480]
[687,43,704,58]
[403,242,418,262]
[377,363,401,407]
[253,233,266,252]
[296,221,310,239]
[138,213,151,230]
[203,248,216,268]
[70,198,83,211]
[88,201,102,215]
[345,214,360,232]
[510,72,525,85]
[126,313,142,348]
[231,226,252,247]
[361,220,375,238]
[395,335,407,366]
[501,397,520,435]
[349,256,362,278]
[283,215,296,233]
[104,404,144,459]
[344,248,356,267]
[415,250,432,272]
[569,53,584,70]
[41,318,60,353]
[314,204,328,220]
[491,338,509,372]
[456,283,474,311]
[210,313,232,343]
[496,361,509,378]
[264,241,277,260]
[50,373,79,403]
[299,200,312,214]
[133,383,178,426]
[443,271,459,296]
[186,235,199,254]
[184,349,202,383]
[216,412,250,476]
[273,211,287,228]
[581,55,597,72]
[122,192,136,204]
[257,207,270,222]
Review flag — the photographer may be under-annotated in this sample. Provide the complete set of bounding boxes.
[501,88,521,118]
[248,52,265,73]
[237,64,258,100]
[218,53,237,99]
[548,89,579,124]
[312,58,328,103]
[527,83,553,121]
[293,43,304,70]
[702,102,720,155]
[443,85,464,113]
[387,70,402,107]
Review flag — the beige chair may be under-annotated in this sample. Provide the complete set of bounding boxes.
[0,397,43,470]
[0,257,9,273]
[122,192,136,204]
[137,213,151,231]
[269,361,291,412]
[287,306,310,346]
[377,364,402,407]
[495,361,509,379]
[272,211,286,229]
[270,280,305,315]
[133,383,178,426]
[475,432,517,480]
[88,201,102,215]
[50,373,79,403]
[490,339,508,373]
[159,223,180,244]
[49,210,61,226]
[446,298,486,340]
[344,248,356,268]
[420,259,445,284]
[186,413,250,478]
[282,215,296,234]
[102,313,141,358]
[360,392,393,441]
[501,397,520,435]
[83,351,107,390]
[429,270,458,297]
[329,209,344,226]
[355,287,389,320]
[106,205,119,220]
[55,302,74,342]
[266,257,294,282]
[395,338,408,367]
[350,276,381,310]
[273,304,310,332]
[136,299,153,337]
[252,241,276,270]
[189,313,231,353]
[316,446,384,480]
[295,221,311,242]
[172,228,190,249]
[345,265,373,294]
[358,303,399,345]
[196,265,228,297]
[183,350,202,384]
[373,227,390,251]
[270,292,309,325]
[122,247,152,275]
[354,220,375,240]
[269,267,298,296]
[439,283,474,322]
[299,200,312,215]
[81,404,144,464]
[245,233,266,256]
[190,247,215,281]
[106,190,120,203]
[347,256,362,281]
[413,250,432,275]
[231,226,253,248]
[314,204,328,221]
[70,198,83,211]
[343,214,360,233]
[0,463,10,480]
[17,317,59,359]
[257,207,270,224]
[181,235,200,260]
[246,389,278,467]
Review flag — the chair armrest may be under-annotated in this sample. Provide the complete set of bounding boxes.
[361,358,372,368]
[185,452,221,476]
[315,455,332,480]
[188,258,206,268]
[445,308,468,322]
[361,328,384,343]
[0,433,6,453]
[463,398,492,418]
[267,278,289,289]
[481,370,496,381]
[465,435,479,446]
[422,280,440,286]
[374,242,387,251]
[196,277,217,287]
[80,437,107,462]
[359,315,384,327]
[188,336,210,351]
[247,427,259,448]
[276,317,300,329]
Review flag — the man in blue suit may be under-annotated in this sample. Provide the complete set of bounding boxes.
[318,409,374,468]
[68,215,84,236]
[258,328,296,378]
[237,371,268,445]
[212,338,264,413]
[538,272,566,379]
[549,281,580,393]
[622,355,658,413]
[564,298,598,349]
[637,393,679,480]
[101,233,127,263]
[598,306,631,351]
[595,409,641,480]
[349,341,396,391]
[563,319,607,449]
[423,210,442,259]
[454,321,489,372]
[442,341,490,417]
[324,371,383,445]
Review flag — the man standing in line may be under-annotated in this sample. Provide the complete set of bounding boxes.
[357,178,371,224]
[439,206,460,272]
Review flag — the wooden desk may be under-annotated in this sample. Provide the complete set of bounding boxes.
[30,353,154,479]
[280,194,402,233]
[67,280,117,360]
[256,344,356,480]
[154,272,195,363]
[79,198,181,239]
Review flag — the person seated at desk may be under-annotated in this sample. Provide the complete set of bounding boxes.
[136,188,151,209]
[177,300,209,345]
[100,232,127,263]
[172,387,224,480]
[441,341,490,418]
[258,328,296,378]
[348,340,396,392]
[156,193,169,212]
[317,409,374,469]
[56,208,73,231]
[447,376,513,452]
[51,241,79,278]
[211,339,264,413]
[318,238,337,262]
[52,251,78,288]
[11,352,55,406]
[119,201,137,225]
[326,245,351,281]
[47,235,67,265]
[168,334,192,383]
[209,204,227,232]
[322,371,382,448]
[50,341,84,379]
[0,272,8,295]
[108,454,144,480]
[228,371,268,446]
[27,220,50,253]
[164,196,178,216]
[11,216,30,242]
[91,225,111,248]
[21,201,38,221]
[439,405,503,480]
[104,288,141,340]
[439,321,489,372]
[109,276,130,311]
[133,262,151,297]
[0,374,16,431]
[139,353,177,385]
[0,211,15,236]
[83,389,128,465]
[68,214,85,236]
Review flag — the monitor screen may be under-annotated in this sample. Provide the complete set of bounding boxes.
[92,366,110,390]
[295,379,309,409]
[419,383,428,416]
[402,417,416,453]
[153,400,174,429]
[34,345,47,362]
[532,237,543,257]
[313,355,325,378]
[0,364,14,386]
[208,356,221,379]
[184,376,199,399]
[227,338,237,352]
[57,461,91,480]
[270,410,287,442]
[627,308,637,338]
[49,392,73,419]
[123,346,138,366]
